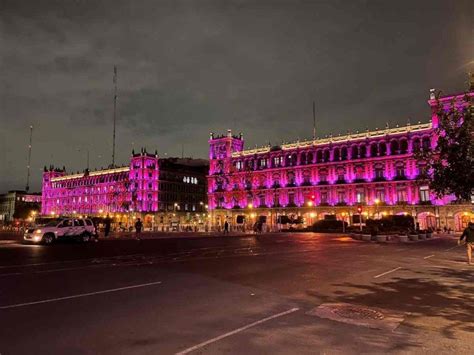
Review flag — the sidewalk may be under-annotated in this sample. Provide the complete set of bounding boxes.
[101,231,254,240]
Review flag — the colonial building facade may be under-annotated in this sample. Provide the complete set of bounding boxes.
[41,149,208,229]
[207,88,473,232]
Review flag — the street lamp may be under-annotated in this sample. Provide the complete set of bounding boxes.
[374,198,380,219]
[307,201,313,207]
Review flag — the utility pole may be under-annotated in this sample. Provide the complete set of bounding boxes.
[112,65,118,167]
[25,125,33,192]
[312,101,316,141]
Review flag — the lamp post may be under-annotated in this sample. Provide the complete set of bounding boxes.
[341,212,346,233]
[374,198,380,219]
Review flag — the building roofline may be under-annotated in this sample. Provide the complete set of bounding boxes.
[232,121,432,157]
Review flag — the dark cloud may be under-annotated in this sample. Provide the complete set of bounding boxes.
[0,0,472,192]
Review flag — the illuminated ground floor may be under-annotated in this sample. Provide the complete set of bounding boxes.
[209,204,474,232]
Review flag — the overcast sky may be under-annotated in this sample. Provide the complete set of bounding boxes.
[0,0,472,192]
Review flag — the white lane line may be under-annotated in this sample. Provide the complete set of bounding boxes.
[175,307,299,355]
[445,245,460,252]
[374,267,402,279]
[0,281,162,310]
[0,253,146,269]
[424,255,435,260]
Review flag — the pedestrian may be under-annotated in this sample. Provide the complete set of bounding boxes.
[458,222,474,265]
[224,220,229,235]
[135,218,143,240]
[104,214,112,238]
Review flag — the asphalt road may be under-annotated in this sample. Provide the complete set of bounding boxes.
[1,232,473,354]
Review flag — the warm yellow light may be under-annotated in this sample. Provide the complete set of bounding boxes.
[99,209,103,213]
[310,212,316,218]
[307,201,313,207]
[464,212,469,216]
[374,198,380,205]
[248,203,253,209]
[250,213,256,218]
[50,211,55,215]
[31,211,37,216]
[72,210,77,214]
[205,204,209,209]
[382,211,387,216]
[341,212,346,217]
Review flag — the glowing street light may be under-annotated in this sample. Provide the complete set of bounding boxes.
[307,201,314,207]
[248,203,253,209]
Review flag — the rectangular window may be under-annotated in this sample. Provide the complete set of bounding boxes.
[419,186,430,202]
[397,189,407,202]
[356,190,365,204]
[320,192,328,204]
[338,191,345,203]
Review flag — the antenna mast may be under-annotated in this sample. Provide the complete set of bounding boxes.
[26,125,33,192]
[112,65,118,167]
[312,101,316,141]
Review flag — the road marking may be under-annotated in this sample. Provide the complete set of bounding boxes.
[445,245,460,252]
[374,267,402,279]
[423,255,435,260]
[0,281,162,310]
[175,307,299,355]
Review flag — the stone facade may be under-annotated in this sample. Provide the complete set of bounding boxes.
[207,89,473,232]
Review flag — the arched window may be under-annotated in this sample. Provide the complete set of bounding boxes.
[316,150,323,163]
[400,139,408,154]
[422,137,431,151]
[307,152,313,164]
[412,138,421,152]
[360,145,367,158]
[341,147,348,160]
[379,142,387,156]
[351,146,359,159]
[300,152,306,165]
[391,140,400,155]
[333,148,340,161]
[323,150,330,162]
[370,143,378,157]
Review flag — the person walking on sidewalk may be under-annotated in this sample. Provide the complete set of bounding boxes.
[104,214,112,238]
[458,222,474,265]
[224,220,229,235]
[135,218,143,241]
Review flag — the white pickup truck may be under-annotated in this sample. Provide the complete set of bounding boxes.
[24,218,98,244]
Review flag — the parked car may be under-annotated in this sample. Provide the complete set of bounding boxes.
[23,218,97,245]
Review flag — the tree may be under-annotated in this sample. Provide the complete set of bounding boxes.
[417,93,473,201]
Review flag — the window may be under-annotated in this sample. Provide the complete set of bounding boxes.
[395,165,405,178]
[375,189,385,202]
[320,192,328,204]
[356,189,365,204]
[419,186,430,202]
[259,195,265,207]
[374,165,384,179]
[273,156,283,167]
[397,188,407,203]
[337,191,345,203]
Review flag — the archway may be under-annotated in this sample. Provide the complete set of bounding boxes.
[417,212,436,230]
[454,212,474,232]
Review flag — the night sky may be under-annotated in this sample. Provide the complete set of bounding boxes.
[0,0,472,193]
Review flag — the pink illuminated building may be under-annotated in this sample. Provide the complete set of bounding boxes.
[207,87,473,231]
[41,149,208,224]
